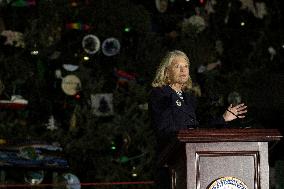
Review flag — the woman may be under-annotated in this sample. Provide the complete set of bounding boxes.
[149,50,247,189]
[149,50,247,140]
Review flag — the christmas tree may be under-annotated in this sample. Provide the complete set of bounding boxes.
[0,0,283,187]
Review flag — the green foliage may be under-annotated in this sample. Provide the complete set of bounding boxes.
[0,0,283,186]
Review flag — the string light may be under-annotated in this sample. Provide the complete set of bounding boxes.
[131,167,138,177]
[30,50,39,55]
[111,141,116,150]
[83,56,90,61]
[124,27,131,32]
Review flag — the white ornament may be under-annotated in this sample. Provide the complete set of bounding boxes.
[55,69,62,79]
[46,115,58,131]
[268,46,276,61]
[182,15,206,34]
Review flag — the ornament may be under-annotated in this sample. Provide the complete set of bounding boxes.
[46,115,58,131]
[227,91,242,106]
[19,146,41,160]
[24,171,44,185]
[206,60,221,71]
[268,46,276,61]
[138,103,148,110]
[197,65,207,73]
[254,3,267,19]
[55,69,62,79]
[1,30,25,48]
[82,34,100,54]
[131,166,138,177]
[0,95,28,109]
[91,93,114,116]
[182,15,206,34]
[62,173,81,189]
[239,0,267,19]
[62,64,79,72]
[114,68,138,88]
[102,37,121,56]
[205,0,216,14]
[197,60,221,73]
[61,75,81,96]
[69,111,77,130]
[155,0,168,13]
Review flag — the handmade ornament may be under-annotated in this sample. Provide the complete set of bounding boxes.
[61,75,81,96]
[62,173,81,189]
[19,146,41,160]
[228,91,242,106]
[206,60,221,71]
[205,0,216,14]
[138,103,148,110]
[1,30,25,48]
[24,171,44,185]
[91,93,114,116]
[155,0,168,13]
[69,111,77,130]
[197,60,221,73]
[254,2,267,19]
[46,115,58,131]
[268,46,276,61]
[114,68,137,88]
[55,69,62,79]
[82,34,100,54]
[102,37,121,56]
[0,95,28,109]
[131,166,138,177]
[239,0,267,19]
[63,64,79,72]
[182,15,206,34]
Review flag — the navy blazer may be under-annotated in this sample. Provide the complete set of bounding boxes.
[149,85,225,139]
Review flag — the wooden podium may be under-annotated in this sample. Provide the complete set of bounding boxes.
[159,128,283,189]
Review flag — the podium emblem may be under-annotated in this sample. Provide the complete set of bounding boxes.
[208,176,248,189]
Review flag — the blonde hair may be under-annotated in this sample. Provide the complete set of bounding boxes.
[152,50,192,91]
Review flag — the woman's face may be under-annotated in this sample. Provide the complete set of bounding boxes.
[166,56,189,85]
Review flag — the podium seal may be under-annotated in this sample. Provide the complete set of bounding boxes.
[208,176,248,189]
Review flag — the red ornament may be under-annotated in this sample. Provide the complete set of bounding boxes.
[75,94,81,99]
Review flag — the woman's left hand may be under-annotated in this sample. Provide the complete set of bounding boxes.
[223,103,248,122]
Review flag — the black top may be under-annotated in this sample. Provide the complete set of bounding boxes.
[149,85,226,144]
